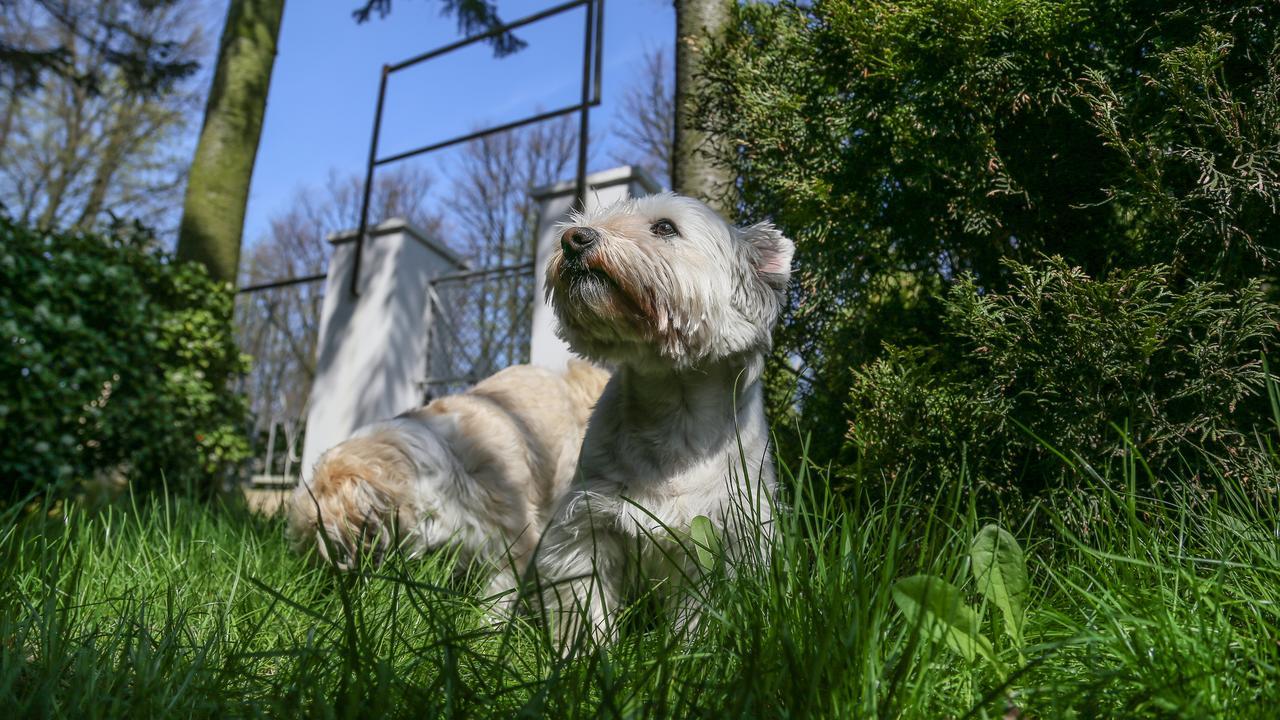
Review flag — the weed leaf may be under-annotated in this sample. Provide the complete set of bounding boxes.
[690,515,721,571]
[892,574,995,663]
[970,525,1029,644]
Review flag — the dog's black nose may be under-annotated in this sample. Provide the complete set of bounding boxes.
[561,227,598,257]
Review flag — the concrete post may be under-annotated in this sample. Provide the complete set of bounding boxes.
[299,219,466,480]
[529,166,660,371]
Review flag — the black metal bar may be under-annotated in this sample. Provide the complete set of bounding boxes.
[430,261,534,285]
[572,0,594,211]
[236,273,327,294]
[593,0,604,104]
[373,100,598,167]
[352,65,390,298]
[387,0,589,73]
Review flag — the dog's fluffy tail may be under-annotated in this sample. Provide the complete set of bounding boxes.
[285,436,417,570]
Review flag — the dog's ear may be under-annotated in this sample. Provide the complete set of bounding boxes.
[740,222,794,291]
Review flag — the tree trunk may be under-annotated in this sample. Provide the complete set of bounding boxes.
[175,0,286,286]
[672,0,732,214]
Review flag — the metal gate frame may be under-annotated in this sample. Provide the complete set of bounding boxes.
[350,0,605,298]
[236,0,602,297]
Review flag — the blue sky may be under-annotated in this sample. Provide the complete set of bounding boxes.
[239,0,675,251]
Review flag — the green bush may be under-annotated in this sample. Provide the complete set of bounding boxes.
[847,258,1278,497]
[701,0,1280,461]
[0,215,250,500]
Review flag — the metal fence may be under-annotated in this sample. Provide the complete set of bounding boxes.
[422,262,536,399]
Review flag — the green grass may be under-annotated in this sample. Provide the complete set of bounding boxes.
[2,451,1278,718]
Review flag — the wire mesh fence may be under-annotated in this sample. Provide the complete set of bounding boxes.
[422,262,536,399]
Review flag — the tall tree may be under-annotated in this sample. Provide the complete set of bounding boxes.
[700,0,1280,464]
[673,0,731,212]
[175,0,285,286]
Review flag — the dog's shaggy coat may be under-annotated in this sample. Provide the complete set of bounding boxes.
[535,193,794,646]
[286,361,609,602]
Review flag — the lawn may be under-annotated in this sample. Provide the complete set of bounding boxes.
[3,449,1278,718]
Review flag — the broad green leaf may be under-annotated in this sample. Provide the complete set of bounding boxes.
[892,574,995,664]
[970,524,1029,644]
[689,515,722,571]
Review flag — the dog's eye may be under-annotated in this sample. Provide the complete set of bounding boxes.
[650,219,678,238]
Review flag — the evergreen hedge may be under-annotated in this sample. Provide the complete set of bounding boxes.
[0,215,249,500]
[700,0,1280,491]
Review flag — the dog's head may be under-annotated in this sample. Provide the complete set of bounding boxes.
[545,193,794,369]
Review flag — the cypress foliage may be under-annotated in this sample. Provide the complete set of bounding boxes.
[700,1,1280,492]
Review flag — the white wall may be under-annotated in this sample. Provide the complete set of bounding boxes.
[299,219,466,480]
[529,166,660,371]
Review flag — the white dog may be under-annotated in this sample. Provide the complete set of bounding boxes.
[286,361,609,605]
[533,192,794,646]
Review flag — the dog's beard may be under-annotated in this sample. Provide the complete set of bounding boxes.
[552,247,730,370]
[560,257,616,305]
[553,252,631,328]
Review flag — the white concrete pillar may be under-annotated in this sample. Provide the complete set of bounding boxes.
[300,219,467,480]
[529,166,660,371]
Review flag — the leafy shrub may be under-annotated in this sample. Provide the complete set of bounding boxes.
[701,0,1280,461]
[847,258,1278,496]
[0,215,250,500]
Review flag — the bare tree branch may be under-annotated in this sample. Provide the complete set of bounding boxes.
[0,0,204,233]
[611,46,674,188]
